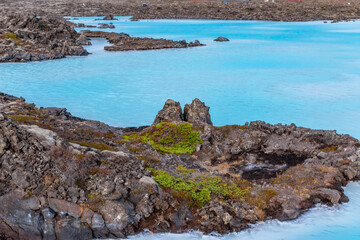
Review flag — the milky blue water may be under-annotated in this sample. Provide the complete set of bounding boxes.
[2,17,360,139]
[2,17,360,239]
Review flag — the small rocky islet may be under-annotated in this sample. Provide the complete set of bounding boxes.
[0,92,360,239]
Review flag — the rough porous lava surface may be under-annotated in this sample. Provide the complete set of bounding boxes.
[83,31,204,51]
[1,0,360,22]
[1,92,360,239]
[0,15,88,62]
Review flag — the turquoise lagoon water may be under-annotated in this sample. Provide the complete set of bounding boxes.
[2,17,360,239]
[2,17,360,139]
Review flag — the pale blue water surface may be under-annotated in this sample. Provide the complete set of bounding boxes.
[2,17,360,239]
[1,17,360,138]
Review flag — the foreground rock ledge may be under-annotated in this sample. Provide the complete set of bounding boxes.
[0,92,360,239]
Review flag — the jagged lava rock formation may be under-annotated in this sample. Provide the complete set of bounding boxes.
[0,15,88,62]
[1,93,360,239]
[82,31,204,51]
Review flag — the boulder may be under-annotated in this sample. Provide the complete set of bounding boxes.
[99,200,133,238]
[103,15,117,20]
[98,23,115,29]
[76,34,91,45]
[153,99,184,125]
[214,36,230,42]
[48,198,82,218]
[54,219,92,240]
[21,125,58,148]
[183,98,212,125]
[0,189,42,239]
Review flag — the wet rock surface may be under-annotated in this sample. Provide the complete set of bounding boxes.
[214,36,230,42]
[0,15,88,62]
[1,93,360,239]
[83,30,204,51]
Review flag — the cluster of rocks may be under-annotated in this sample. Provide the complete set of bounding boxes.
[98,23,115,29]
[74,23,96,28]
[1,92,360,239]
[1,0,360,22]
[0,14,206,62]
[0,15,89,62]
[99,15,118,21]
[83,30,204,51]
[75,22,115,29]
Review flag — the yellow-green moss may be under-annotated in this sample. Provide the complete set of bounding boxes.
[244,188,278,209]
[70,141,116,151]
[0,32,20,40]
[214,124,248,136]
[321,146,338,152]
[148,165,251,207]
[123,122,203,155]
[8,114,39,123]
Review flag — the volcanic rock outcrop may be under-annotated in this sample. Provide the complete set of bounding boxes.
[0,15,88,62]
[1,93,360,239]
[83,30,205,51]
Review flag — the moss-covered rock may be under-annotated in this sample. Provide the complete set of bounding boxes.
[148,165,251,207]
[123,122,203,155]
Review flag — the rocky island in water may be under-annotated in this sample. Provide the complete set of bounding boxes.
[0,93,359,239]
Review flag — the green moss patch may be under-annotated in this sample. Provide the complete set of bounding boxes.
[213,124,248,136]
[123,122,203,154]
[148,165,251,207]
[0,32,20,40]
[70,141,116,151]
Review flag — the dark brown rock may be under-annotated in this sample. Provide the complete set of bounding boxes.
[153,99,184,125]
[103,15,117,21]
[214,36,229,42]
[83,30,205,52]
[183,98,212,125]
[54,219,92,240]
[0,15,88,62]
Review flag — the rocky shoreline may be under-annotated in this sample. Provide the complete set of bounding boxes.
[0,15,204,62]
[0,15,88,62]
[0,92,360,239]
[1,0,360,22]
